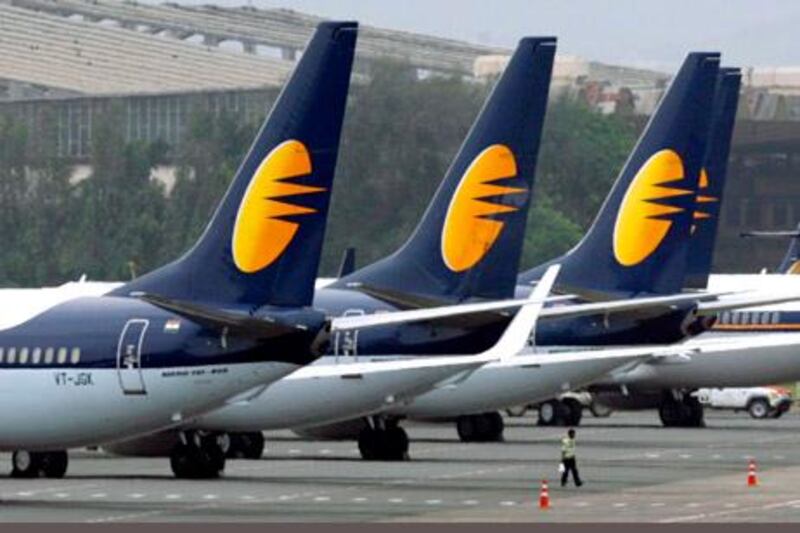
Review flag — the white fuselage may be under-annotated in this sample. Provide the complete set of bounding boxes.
[0,282,303,450]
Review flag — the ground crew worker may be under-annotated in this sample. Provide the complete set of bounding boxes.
[561,428,583,487]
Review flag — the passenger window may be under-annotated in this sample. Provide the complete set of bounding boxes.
[44,347,54,365]
[19,348,29,364]
[720,312,730,324]
[7,347,16,364]
[32,347,42,364]
[57,347,68,365]
[761,313,771,325]
[731,313,740,325]
[70,347,81,365]
[772,312,781,324]
[0,347,5,364]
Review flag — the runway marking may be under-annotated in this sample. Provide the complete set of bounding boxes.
[288,449,302,454]
[775,455,786,460]
[16,491,33,497]
[425,499,442,505]
[3,483,97,498]
[645,453,660,459]
[128,493,145,499]
[165,494,182,500]
[574,502,590,507]
[612,502,627,508]
[712,454,722,459]
[662,499,800,523]
[319,449,332,455]
[679,454,692,459]
[686,502,700,508]
[462,500,479,506]
[53,493,69,499]
[278,495,293,501]
[724,503,738,508]
[500,501,517,507]
[352,497,368,503]
[202,494,218,500]
[388,498,404,504]
[651,502,665,507]
[240,495,255,501]
[90,493,107,499]
[313,496,331,502]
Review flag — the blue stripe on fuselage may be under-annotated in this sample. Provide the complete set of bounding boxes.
[0,297,317,369]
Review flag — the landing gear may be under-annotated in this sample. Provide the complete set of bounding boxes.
[456,412,504,442]
[358,418,409,461]
[226,432,266,459]
[659,394,705,428]
[10,450,68,478]
[537,399,583,426]
[170,432,227,479]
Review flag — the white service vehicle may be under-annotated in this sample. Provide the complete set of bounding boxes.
[692,386,792,419]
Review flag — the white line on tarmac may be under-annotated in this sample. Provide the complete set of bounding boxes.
[425,499,442,505]
[165,494,181,500]
[128,493,145,499]
[388,498,404,503]
[352,497,367,503]
[313,496,331,502]
[661,499,800,523]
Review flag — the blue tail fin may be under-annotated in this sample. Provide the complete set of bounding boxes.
[684,67,741,288]
[113,22,357,308]
[779,226,800,273]
[334,37,557,301]
[520,52,720,296]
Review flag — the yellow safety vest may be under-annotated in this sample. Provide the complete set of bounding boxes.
[561,437,576,459]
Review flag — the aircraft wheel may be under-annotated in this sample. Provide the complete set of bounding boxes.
[456,415,477,442]
[382,426,409,461]
[684,397,705,427]
[658,401,682,427]
[358,427,380,461]
[40,451,68,478]
[538,400,567,426]
[11,450,40,478]
[170,439,226,479]
[563,399,584,426]
[227,432,266,459]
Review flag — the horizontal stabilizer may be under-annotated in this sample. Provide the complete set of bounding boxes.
[331,289,735,332]
[137,293,307,339]
[696,291,800,315]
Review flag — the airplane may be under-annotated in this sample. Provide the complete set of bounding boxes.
[535,66,800,427]
[107,51,795,462]
[361,52,730,435]
[298,53,800,445]
[0,20,359,479]
[100,35,561,466]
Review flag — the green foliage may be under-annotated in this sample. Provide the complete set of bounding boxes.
[0,64,638,286]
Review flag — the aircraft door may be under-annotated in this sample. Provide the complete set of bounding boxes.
[334,309,363,362]
[117,319,148,395]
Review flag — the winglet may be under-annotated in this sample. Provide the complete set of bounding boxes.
[481,264,560,361]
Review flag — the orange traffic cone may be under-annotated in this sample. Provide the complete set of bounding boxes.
[747,459,758,487]
[539,479,550,509]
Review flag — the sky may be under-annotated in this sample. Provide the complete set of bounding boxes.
[165,0,800,72]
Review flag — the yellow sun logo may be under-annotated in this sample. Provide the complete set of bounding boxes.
[441,144,526,272]
[232,140,323,274]
[613,149,693,266]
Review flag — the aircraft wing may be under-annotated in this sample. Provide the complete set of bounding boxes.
[330,289,736,332]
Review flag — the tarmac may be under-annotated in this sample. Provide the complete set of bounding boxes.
[3,410,800,522]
